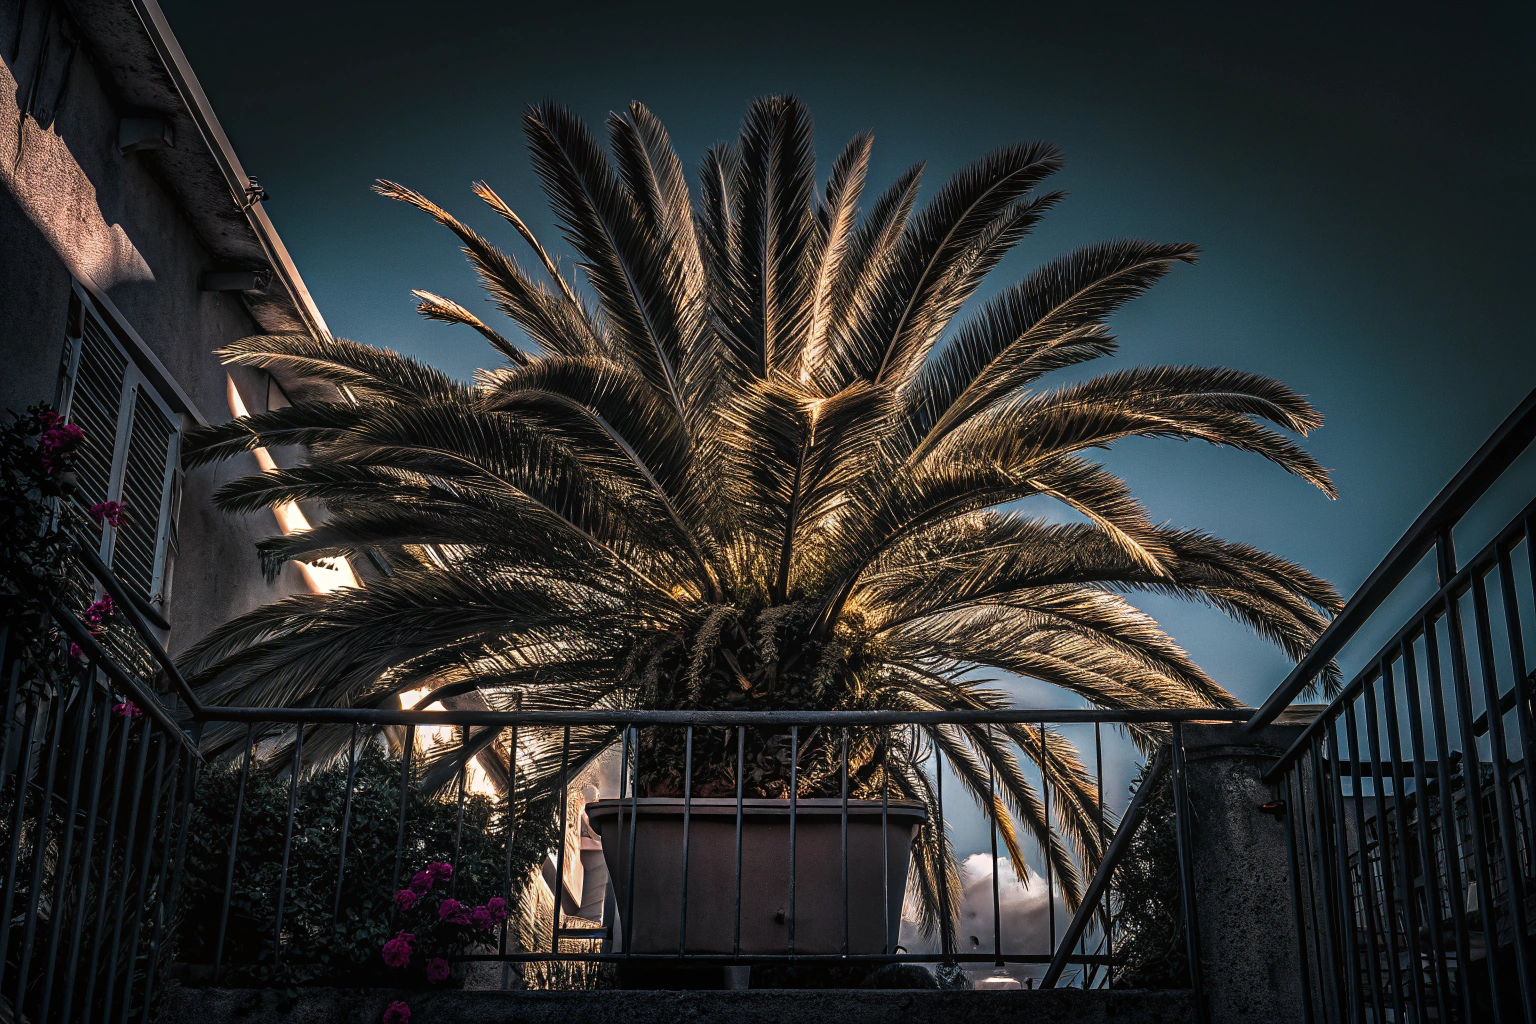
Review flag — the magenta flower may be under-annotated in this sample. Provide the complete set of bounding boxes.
[486,896,508,922]
[113,701,141,718]
[409,870,434,894]
[437,898,471,925]
[68,643,86,662]
[38,423,84,473]
[471,905,495,931]
[428,861,454,880]
[89,500,127,528]
[426,957,450,984]
[381,930,414,969]
[382,1001,411,1024]
[37,410,61,430]
[393,888,418,911]
[83,595,114,632]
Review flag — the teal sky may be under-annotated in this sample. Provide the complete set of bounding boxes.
[163,0,1535,841]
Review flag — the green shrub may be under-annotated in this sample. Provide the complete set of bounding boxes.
[1110,758,1190,989]
[178,741,558,987]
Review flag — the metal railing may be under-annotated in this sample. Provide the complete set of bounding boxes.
[189,702,1239,991]
[1259,387,1536,1024]
[0,606,198,1023]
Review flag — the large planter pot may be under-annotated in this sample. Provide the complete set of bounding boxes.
[586,797,926,955]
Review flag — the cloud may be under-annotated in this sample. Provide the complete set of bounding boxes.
[899,854,1087,985]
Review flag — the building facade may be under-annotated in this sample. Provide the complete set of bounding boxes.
[1,0,328,655]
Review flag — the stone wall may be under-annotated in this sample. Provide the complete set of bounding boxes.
[155,985,1198,1024]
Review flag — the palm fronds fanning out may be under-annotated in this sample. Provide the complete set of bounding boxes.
[181,97,1341,935]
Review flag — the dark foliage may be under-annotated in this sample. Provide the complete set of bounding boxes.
[1110,759,1189,989]
[177,742,558,987]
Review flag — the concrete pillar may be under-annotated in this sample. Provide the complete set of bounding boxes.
[1180,720,1311,1024]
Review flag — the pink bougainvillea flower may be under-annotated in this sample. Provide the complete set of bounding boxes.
[409,870,434,894]
[486,896,508,922]
[382,1001,411,1024]
[393,888,417,911]
[68,643,85,662]
[37,409,61,429]
[381,930,415,969]
[471,905,494,931]
[89,500,127,528]
[83,594,114,627]
[113,701,141,718]
[428,861,454,880]
[438,898,472,925]
[426,957,450,984]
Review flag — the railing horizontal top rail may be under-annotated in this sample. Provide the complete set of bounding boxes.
[1261,491,1536,783]
[192,705,1256,727]
[1248,385,1536,733]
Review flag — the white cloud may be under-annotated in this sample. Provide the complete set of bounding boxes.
[899,854,1093,986]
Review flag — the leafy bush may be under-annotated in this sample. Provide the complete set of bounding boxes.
[1110,758,1190,989]
[178,741,558,987]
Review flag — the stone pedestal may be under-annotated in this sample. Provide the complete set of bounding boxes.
[1180,721,1309,1024]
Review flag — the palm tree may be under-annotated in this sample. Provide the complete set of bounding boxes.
[180,96,1340,935]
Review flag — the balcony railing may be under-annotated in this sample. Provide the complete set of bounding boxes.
[0,535,1231,1018]
[1256,387,1536,1024]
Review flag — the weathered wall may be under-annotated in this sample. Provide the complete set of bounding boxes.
[155,986,1198,1024]
[0,0,306,656]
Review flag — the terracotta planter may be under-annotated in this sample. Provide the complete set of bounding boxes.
[586,797,927,955]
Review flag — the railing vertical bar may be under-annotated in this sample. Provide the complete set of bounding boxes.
[1283,769,1317,1024]
[679,725,692,956]
[500,723,518,989]
[272,724,305,970]
[551,725,571,954]
[789,724,798,957]
[34,676,97,1021]
[138,740,195,1023]
[1470,572,1536,1022]
[0,653,24,804]
[1042,721,1055,955]
[98,730,157,1020]
[10,690,65,1007]
[390,724,415,918]
[733,724,745,959]
[214,724,254,984]
[881,725,890,955]
[1307,737,1347,1023]
[1498,541,1536,773]
[1093,722,1105,987]
[840,726,849,959]
[1327,723,1369,1024]
[115,733,171,1024]
[1378,660,1433,1022]
[623,726,638,958]
[1447,583,1515,1023]
[935,738,950,963]
[1359,677,1409,1021]
[1293,762,1326,1019]
[1170,722,1207,1024]
[332,721,359,930]
[451,724,468,900]
[80,710,138,1021]
[57,672,113,1023]
[0,694,41,994]
[1422,608,1479,1024]
[988,736,1001,966]
[1398,633,1455,1023]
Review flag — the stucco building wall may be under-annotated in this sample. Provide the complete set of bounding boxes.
[0,0,310,657]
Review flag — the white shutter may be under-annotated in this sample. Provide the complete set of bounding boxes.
[63,314,130,510]
[59,302,183,606]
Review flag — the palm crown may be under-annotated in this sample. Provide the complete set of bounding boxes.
[181,96,1339,931]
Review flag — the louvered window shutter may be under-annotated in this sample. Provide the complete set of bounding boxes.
[60,301,183,606]
[66,314,130,510]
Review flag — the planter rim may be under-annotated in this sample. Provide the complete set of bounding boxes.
[587,797,928,822]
